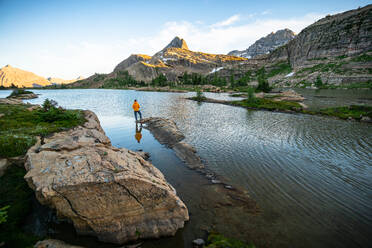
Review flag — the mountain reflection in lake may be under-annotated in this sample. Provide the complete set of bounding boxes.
[19,89,372,248]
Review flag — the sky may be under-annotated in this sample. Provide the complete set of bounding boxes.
[0,0,370,79]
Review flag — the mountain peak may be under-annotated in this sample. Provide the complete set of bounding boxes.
[163,36,189,50]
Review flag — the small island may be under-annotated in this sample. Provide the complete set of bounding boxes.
[6,89,38,100]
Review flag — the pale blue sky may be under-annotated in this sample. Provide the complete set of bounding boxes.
[0,0,370,79]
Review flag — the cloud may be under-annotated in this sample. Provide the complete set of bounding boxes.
[261,10,272,15]
[5,12,326,79]
[211,14,241,27]
[131,12,325,55]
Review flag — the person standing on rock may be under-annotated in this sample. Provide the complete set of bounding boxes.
[132,99,142,122]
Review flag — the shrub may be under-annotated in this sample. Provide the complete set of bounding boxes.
[255,67,271,93]
[314,75,323,88]
[151,73,168,86]
[194,89,206,101]
[247,87,256,103]
[0,205,10,224]
[206,232,255,248]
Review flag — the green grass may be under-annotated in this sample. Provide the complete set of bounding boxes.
[234,98,302,111]
[305,105,372,120]
[267,62,292,78]
[206,233,255,248]
[0,103,86,157]
[351,53,372,62]
[0,166,41,247]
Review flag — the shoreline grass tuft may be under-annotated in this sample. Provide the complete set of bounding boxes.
[0,99,86,158]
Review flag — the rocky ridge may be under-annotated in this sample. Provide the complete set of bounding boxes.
[228,29,295,58]
[24,110,189,244]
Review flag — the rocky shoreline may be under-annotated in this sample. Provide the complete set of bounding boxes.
[23,110,189,244]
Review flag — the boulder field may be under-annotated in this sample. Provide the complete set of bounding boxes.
[24,110,189,244]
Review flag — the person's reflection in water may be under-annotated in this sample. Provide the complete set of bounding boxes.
[135,123,143,143]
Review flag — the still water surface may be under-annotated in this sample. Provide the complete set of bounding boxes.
[2,89,371,247]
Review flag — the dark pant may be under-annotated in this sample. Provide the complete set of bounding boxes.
[134,111,142,121]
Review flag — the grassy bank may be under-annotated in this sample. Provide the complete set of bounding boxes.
[0,100,86,247]
[0,100,86,157]
[189,96,371,121]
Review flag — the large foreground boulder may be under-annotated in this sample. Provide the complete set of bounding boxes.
[24,111,189,244]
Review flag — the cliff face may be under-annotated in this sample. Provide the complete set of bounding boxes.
[270,5,372,66]
[228,29,295,58]
[24,110,189,244]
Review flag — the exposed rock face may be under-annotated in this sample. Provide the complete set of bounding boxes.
[24,111,188,244]
[34,239,84,248]
[270,5,372,66]
[162,36,189,51]
[140,118,204,170]
[228,29,295,58]
[114,54,152,72]
[0,65,51,88]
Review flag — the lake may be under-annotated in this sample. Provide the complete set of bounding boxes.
[1,88,371,247]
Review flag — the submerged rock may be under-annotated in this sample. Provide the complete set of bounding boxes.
[34,239,84,248]
[192,238,205,247]
[24,111,189,244]
[140,117,204,170]
[0,159,8,177]
[140,117,184,147]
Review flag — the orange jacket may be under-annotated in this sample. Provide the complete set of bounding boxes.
[132,102,140,111]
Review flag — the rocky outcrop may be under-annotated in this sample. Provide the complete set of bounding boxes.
[24,111,189,244]
[0,98,23,104]
[140,118,204,170]
[161,36,189,51]
[114,54,152,72]
[228,29,295,58]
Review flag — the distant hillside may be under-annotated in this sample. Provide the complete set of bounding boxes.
[47,76,84,85]
[0,65,51,88]
[228,29,295,58]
